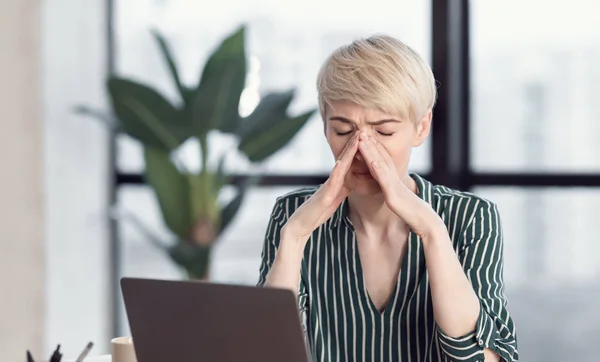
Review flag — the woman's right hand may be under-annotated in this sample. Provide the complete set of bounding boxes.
[283,131,359,242]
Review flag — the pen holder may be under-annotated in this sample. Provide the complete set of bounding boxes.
[111,336,136,362]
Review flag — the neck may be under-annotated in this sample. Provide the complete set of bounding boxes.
[347,174,418,237]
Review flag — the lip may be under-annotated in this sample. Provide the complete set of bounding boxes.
[352,171,373,179]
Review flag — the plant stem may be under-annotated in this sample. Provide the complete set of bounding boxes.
[200,133,209,175]
[199,133,210,215]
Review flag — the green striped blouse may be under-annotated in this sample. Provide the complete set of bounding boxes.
[257,174,518,362]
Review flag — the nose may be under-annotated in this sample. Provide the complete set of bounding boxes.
[353,129,373,161]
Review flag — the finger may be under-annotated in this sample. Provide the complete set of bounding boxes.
[358,132,385,170]
[363,135,389,167]
[358,132,389,183]
[337,131,360,164]
[329,131,359,185]
[372,138,394,168]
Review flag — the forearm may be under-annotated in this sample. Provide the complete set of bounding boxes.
[422,228,481,338]
[414,203,513,361]
[264,229,307,293]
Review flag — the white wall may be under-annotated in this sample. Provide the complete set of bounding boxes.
[42,0,111,357]
[0,0,45,360]
[0,0,112,355]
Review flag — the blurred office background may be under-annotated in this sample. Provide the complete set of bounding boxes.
[2,0,600,360]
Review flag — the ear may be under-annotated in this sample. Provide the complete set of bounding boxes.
[412,110,432,147]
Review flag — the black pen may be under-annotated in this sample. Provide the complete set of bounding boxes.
[49,344,62,362]
[75,342,94,362]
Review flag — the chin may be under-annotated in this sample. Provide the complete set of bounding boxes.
[348,177,382,196]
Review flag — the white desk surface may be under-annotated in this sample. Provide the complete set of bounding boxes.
[64,355,111,362]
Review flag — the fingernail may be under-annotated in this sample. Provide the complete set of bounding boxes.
[360,141,367,149]
[362,132,369,140]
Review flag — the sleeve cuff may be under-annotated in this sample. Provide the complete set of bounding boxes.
[436,304,497,362]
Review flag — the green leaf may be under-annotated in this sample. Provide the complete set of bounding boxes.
[182,87,196,106]
[238,109,316,163]
[188,171,222,233]
[107,77,189,151]
[212,154,230,194]
[143,146,191,238]
[193,26,246,135]
[151,30,188,104]
[74,105,120,131]
[218,174,260,234]
[235,90,294,138]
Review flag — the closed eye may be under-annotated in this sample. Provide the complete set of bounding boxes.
[336,130,394,136]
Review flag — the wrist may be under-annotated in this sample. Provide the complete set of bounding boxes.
[281,225,309,250]
[420,224,450,246]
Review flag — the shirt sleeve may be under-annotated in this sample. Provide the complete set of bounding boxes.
[436,200,519,362]
[256,198,310,338]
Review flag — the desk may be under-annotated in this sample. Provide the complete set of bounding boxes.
[64,356,111,362]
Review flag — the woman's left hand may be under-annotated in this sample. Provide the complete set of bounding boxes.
[358,132,445,240]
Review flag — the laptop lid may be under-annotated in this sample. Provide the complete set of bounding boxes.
[120,277,310,362]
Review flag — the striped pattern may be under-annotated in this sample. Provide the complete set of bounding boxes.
[258,174,518,362]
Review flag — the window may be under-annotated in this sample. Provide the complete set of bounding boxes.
[114,0,432,175]
[117,186,297,284]
[474,187,600,362]
[470,0,600,172]
[474,187,600,285]
[470,1,600,360]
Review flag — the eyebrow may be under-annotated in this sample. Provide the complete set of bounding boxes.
[328,116,401,126]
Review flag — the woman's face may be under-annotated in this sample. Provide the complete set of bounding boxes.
[324,100,431,196]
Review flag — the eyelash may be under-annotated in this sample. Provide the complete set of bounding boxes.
[335,131,394,137]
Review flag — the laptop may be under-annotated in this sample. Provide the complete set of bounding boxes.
[120,277,310,362]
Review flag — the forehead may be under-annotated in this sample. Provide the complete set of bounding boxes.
[325,100,399,123]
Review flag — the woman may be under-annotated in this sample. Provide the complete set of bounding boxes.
[257,35,518,362]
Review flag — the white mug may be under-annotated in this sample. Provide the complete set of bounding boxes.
[111,336,136,362]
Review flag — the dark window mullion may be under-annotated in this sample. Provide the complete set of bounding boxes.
[115,171,600,188]
[431,0,471,191]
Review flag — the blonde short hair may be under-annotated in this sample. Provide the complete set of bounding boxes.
[317,34,437,123]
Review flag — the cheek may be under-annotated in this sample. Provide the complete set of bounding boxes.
[378,137,412,163]
[326,134,347,159]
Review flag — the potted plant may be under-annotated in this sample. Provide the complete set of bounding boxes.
[76,25,315,280]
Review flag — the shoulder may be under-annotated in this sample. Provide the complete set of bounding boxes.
[432,183,499,222]
[434,188,502,251]
[432,185,504,251]
[413,174,501,239]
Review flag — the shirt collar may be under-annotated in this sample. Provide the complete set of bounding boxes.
[412,173,434,206]
[329,173,434,229]
[329,196,350,228]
